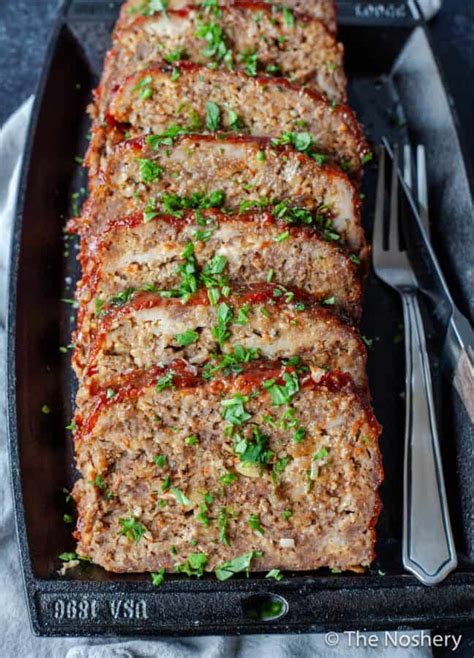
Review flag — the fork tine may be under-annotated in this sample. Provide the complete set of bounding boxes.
[372,145,386,260]
[416,144,430,237]
[388,144,400,251]
[403,144,412,191]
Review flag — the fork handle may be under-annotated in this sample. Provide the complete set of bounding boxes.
[401,291,457,585]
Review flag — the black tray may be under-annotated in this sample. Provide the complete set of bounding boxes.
[7,0,474,637]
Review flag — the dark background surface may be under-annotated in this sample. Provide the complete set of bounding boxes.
[0,0,472,655]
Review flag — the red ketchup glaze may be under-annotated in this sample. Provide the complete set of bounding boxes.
[75,359,380,442]
[81,282,314,378]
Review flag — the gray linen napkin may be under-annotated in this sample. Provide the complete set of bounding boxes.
[0,98,433,658]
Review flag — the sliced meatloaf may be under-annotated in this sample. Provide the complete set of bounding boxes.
[119,0,338,34]
[74,209,363,345]
[98,62,367,173]
[73,283,368,398]
[95,2,346,124]
[72,361,382,573]
[79,135,366,259]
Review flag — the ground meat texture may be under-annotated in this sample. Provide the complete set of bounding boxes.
[72,363,382,574]
[79,135,366,259]
[118,0,338,34]
[73,210,363,350]
[100,63,367,174]
[96,3,346,124]
[73,283,368,399]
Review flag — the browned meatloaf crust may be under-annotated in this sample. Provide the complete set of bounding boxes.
[72,283,368,398]
[93,62,367,173]
[119,0,338,34]
[73,209,363,344]
[72,361,382,573]
[79,134,366,259]
[95,2,347,124]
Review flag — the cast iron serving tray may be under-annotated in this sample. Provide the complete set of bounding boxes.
[7,0,474,637]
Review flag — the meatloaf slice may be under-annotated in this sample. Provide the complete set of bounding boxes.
[96,2,346,123]
[73,283,368,398]
[74,209,363,345]
[72,361,382,574]
[118,0,338,34]
[99,62,366,174]
[80,135,366,259]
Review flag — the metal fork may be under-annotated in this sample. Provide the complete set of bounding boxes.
[373,145,457,586]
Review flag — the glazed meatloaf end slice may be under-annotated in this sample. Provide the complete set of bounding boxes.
[102,63,367,174]
[80,135,366,259]
[96,2,347,122]
[73,282,368,398]
[118,0,338,34]
[74,209,363,345]
[72,361,383,574]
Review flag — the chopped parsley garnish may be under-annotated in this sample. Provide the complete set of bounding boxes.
[170,487,192,506]
[70,187,87,217]
[239,49,258,76]
[195,20,233,69]
[206,100,221,130]
[150,568,165,586]
[313,447,330,462]
[146,123,193,150]
[362,335,374,349]
[274,230,290,243]
[361,152,373,165]
[270,131,328,166]
[164,47,186,63]
[184,434,199,446]
[227,108,241,130]
[119,517,147,542]
[211,302,233,346]
[217,507,230,546]
[219,471,237,486]
[109,287,136,307]
[153,454,167,468]
[203,345,261,379]
[155,371,175,392]
[137,158,162,183]
[272,455,293,481]
[175,329,199,347]
[322,296,336,306]
[174,552,208,577]
[92,474,107,492]
[234,427,274,471]
[349,253,361,265]
[143,196,158,223]
[293,427,306,443]
[41,405,51,415]
[272,201,314,225]
[158,189,226,216]
[65,419,77,431]
[215,551,262,581]
[170,67,180,82]
[282,7,295,27]
[63,514,73,524]
[132,75,153,100]
[248,514,264,534]
[128,0,169,16]
[161,475,171,492]
[266,568,284,581]
[235,303,250,325]
[221,394,251,425]
[263,371,299,406]
[282,509,293,520]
